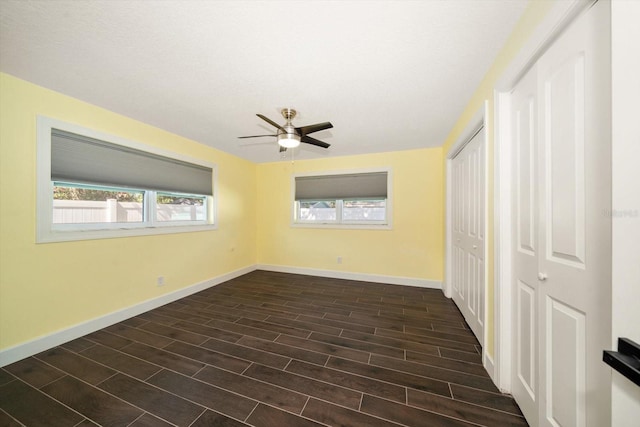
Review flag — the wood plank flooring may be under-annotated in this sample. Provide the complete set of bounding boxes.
[0,270,527,426]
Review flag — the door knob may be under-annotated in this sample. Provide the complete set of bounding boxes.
[473,245,477,249]
[537,272,548,281]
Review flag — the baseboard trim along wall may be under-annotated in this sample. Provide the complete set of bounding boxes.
[1,264,441,367]
[257,264,442,290]
[484,351,497,387]
[0,265,255,367]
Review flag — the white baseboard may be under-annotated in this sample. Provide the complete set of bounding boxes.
[1,264,440,367]
[257,264,442,289]
[484,350,497,387]
[0,265,255,367]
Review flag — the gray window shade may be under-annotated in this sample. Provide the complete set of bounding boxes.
[51,129,213,195]
[295,172,388,200]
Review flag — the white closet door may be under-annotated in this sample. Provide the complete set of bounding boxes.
[536,1,611,426]
[511,64,540,427]
[510,2,612,426]
[451,128,485,345]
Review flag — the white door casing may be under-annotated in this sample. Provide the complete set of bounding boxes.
[451,127,486,346]
[509,2,612,426]
[610,1,640,426]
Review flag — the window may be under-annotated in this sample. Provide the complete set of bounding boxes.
[156,192,207,222]
[53,183,145,225]
[342,199,387,221]
[297,200,337,222]
[293,170,391,228]
[37,116,216,242]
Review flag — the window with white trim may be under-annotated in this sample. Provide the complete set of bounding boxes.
[293,170,391,228]
[37,117,216,242]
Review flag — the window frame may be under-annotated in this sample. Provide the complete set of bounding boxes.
[37,116,217,243]
[291,168,393,230]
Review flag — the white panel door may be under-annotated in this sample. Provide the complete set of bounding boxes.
[536,1,611,426]
[451,128,485,345]
[511,64,539,427]
[510,2,611,427]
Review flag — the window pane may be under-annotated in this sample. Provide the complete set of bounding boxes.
[156,193,206,222]
[52,183,144,224]
[342,199,386,221]
[298,200,337,221]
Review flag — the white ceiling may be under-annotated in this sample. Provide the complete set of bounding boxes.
[0,0,529,163]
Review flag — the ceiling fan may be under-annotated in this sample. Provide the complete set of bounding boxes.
[238,108,333,152]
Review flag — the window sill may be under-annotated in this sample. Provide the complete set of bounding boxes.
[290,222,392,231]
[37,223,217,244]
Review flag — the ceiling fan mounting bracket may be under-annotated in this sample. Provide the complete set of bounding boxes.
[281,108,297,122]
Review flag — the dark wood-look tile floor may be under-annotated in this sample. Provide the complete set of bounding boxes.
[0,270,527,426]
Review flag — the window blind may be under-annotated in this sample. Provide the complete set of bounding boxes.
[295,172,388,200]
[51,129,213,195]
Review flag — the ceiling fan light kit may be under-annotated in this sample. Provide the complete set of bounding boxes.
[239,108,333,153]
[277,132,301,148]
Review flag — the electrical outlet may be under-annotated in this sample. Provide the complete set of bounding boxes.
[157,276,165,287]
[337,256,342,264]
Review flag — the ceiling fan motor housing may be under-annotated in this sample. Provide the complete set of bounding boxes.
[277,127,301,147]
[277,108,301,147]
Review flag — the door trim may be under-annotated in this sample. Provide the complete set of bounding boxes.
[493,0,598,393]
[445,102,491,378]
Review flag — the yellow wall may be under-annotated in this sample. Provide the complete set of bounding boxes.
[0,73,257,350]
[0,73,443,354]
[256,149,444,282]
[440,1,554,357]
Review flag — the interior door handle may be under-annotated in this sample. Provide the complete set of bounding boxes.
[473,245,477,249]
[538,272,548,281]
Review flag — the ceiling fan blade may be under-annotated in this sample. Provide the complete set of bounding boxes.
[238,134,276,139]
[295,122,333,135]
[301,134,330,148]
[257,114,286,131]
[279,146,287,153]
